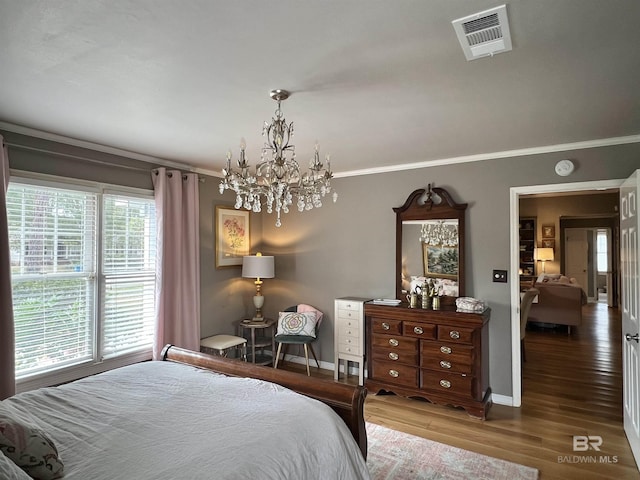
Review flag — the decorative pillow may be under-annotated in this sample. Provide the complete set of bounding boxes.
[277,311,318,337]
[0,403,64,480]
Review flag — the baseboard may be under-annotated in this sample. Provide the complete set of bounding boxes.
[491,393,514,406]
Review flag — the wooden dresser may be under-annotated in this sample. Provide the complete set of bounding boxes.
[364,302,491,419]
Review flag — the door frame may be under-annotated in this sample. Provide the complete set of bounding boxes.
[510,178,624,407]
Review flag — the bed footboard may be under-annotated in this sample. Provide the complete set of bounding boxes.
[161,344,367,459]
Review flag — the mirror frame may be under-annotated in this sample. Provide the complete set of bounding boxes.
[395,185,468,301]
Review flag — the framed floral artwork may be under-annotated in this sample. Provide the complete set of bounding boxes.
[215,206,250,268]
[542,225,555,238]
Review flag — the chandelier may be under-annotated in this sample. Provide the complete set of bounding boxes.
[420,221,459,247]
[219,89,337,227]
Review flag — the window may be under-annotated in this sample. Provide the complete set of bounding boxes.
[596,229,608,273]
[7,176,156,383]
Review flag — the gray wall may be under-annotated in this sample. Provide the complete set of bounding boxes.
[5,127,640,398]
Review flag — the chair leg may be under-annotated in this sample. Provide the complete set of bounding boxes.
[303,344,311,376]
[274,343,283,369]
[308,344,320,369]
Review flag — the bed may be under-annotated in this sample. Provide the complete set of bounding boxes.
[0,345,370,480]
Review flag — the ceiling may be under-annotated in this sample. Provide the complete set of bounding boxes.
[1,1,639,177]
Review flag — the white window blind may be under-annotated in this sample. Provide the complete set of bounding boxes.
[7,185,97,376]
[102,195,156,357]
[7,180,156,379]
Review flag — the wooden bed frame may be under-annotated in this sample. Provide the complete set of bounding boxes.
[161,344,368,458]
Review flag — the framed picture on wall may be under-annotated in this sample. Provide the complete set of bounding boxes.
[542,225,555,238]
[541,238,555,249]
[215,205,250,268]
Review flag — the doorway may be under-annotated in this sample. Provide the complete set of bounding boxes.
[509,179,622,407]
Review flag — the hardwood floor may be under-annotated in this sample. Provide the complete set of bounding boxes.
[280,302,639,479]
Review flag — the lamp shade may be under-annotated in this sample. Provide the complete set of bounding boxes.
[242,255,275,279]
[535,248,554,262]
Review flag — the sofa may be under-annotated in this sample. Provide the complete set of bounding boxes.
[527,275,587,334]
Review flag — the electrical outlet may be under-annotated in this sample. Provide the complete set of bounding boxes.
[493,270,507,283]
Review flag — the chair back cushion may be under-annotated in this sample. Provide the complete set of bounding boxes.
[277,311,318,337]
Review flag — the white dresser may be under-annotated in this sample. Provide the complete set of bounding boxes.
[334,297,370,385]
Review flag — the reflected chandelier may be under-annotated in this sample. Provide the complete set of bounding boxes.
[420,221,459,247]
[219,89,337,227]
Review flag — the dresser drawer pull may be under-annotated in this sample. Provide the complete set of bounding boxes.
[449,330,460,340]
[413,326,424,335]
[382,322,390,330]
[440,346,452,354]
[439,360,452,369]
[389,338,399,347]
[388,352,399,361]
[439,379,451,388]
[389,370,399,378]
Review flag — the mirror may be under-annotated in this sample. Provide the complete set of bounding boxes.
[395,185,467,303]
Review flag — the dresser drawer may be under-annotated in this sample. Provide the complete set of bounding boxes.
[403,321,436,339]
[371,360,418,388]
[371,333,417,352]
[437,325,475,344]
[339,324,360,339]
[372,347,418,365]
[421,370,473,397]
[336,300,362,312]
[337,308,360,321]
[420,344,473,374]
[338,341,361,356]
[371,317,402,335]
[337,318,360,333]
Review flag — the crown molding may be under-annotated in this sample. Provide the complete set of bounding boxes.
[334,134,640,178]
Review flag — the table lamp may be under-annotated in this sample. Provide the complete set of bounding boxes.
[242,253,275,321]
[535,247,554,274]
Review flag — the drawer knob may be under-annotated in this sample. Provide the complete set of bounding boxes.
[389,338,399,347]
[389,369,399,378]
[439,379,451,388]
[449,330,460,339]
[413,326,424,335]
[388,352,399,361]
[440,346,452,354]
[440,360,452,369]
[382,322,390,330]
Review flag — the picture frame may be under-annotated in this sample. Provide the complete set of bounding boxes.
[215,205,250,268]
[422,244,458,280]
[542,225,555,238]
[541,239,555,249]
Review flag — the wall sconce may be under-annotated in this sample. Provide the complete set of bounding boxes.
[242,253,275,320]
[534,247,554,274]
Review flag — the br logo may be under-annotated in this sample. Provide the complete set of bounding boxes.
[573,435,603,451]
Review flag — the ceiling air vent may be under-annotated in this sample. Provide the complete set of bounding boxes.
[452,4,512,61]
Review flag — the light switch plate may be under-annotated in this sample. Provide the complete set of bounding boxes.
[493,270,507,283]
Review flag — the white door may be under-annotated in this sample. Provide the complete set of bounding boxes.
[565,228,589,291]
[621,170,640,468]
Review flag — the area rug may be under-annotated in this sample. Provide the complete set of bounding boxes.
[366,423,539,480]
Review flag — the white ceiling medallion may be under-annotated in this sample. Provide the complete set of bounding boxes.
[452,4,513,61]
[554,159,575,177]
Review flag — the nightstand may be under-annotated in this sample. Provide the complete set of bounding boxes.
[235,318,276,366]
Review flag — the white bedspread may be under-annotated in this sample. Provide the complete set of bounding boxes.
[6,361,370,479]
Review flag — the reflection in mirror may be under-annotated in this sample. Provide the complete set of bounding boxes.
[395,185,467,302]
[401,220,459,298]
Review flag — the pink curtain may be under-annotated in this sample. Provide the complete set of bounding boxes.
[0,135,15,399]
[152,168,201,359]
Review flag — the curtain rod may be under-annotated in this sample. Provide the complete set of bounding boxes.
[5,141,205,181]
